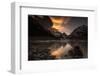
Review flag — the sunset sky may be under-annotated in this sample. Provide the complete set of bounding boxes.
[50,16,88,35]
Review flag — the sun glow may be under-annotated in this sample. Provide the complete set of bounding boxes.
[50,17,71,35]
[50,17,64,30]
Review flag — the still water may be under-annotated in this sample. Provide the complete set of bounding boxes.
[28,40,88,60]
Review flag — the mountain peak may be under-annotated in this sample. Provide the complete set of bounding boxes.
[69,25,88,40]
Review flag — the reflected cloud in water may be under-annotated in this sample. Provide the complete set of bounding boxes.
[28,40,87,60]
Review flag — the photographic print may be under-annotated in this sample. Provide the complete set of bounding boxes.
[28,15,88,61]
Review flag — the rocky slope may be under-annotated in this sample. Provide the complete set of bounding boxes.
[69,25,88,40]
[28,15,65,40]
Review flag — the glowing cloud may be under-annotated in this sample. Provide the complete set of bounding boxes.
[50,17,71,35]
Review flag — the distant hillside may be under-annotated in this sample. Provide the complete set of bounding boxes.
[69,25,88,40]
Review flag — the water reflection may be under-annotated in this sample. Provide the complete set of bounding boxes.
[28,40,88,60]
